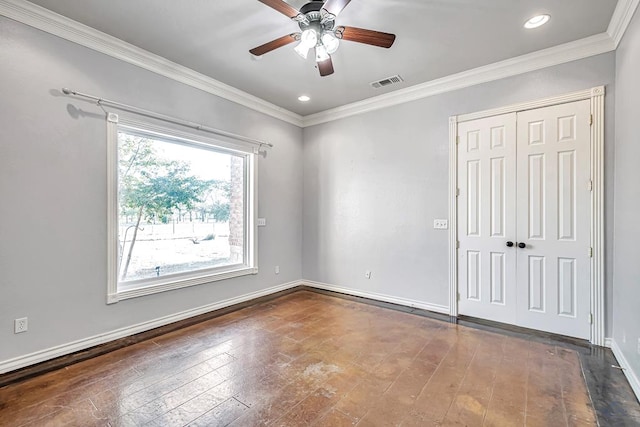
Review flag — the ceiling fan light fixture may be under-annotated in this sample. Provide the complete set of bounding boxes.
[294,42,310,59]
[315,44,330,62]
[294,29,318,59]
[322,32,340,54]
[524,14,550,29]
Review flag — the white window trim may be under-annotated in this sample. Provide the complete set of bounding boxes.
[106,113,258,304]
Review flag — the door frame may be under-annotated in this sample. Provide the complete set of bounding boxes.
[448,86,606,346]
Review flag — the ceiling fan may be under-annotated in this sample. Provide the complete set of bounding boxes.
[249,0,396,77]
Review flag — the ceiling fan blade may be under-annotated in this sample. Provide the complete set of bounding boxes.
[337,26,396,48]
[257,0,301,18]
[322,0,352,16]
[318,57,334,76]
[250,33,299,56]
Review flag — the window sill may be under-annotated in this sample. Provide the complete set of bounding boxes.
[107,266,258,304]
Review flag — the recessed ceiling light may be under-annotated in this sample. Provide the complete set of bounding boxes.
[298,95,311,102]
[524,14,550,29]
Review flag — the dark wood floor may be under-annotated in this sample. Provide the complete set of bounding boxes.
[0,290,603,426]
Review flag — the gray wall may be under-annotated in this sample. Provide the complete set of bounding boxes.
[613,8,640,382]
[0,17,303,363]
[0,12,624,369]
[303,54,616,332]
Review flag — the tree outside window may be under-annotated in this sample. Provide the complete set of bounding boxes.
[116,131,247,285]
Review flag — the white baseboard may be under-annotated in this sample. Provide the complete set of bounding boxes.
[302,280,450,315]
[610,339,640,402]
[0,280,302,374]
[605,337,613,348]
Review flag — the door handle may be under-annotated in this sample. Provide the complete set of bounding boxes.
[506,241,514,247]
[518,242,526,249]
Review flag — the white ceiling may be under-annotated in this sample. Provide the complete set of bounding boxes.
[26,0,618,116]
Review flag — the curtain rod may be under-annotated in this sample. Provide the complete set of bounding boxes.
[61,88,273,148]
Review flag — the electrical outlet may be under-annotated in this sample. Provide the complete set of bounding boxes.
[365,271,371,279]
[434,219,448,230]
[14,317,28,334]
[275,265,280,274]
[257,218,266,227]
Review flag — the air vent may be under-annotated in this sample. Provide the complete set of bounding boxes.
[370,75,404,89]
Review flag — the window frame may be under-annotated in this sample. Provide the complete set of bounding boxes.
[106,113,258,303]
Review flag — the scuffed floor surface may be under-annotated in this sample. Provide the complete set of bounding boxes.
[0,291,600,426]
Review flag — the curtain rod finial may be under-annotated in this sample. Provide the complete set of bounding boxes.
[62,88,72,95]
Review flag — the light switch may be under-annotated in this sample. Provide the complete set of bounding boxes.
[434,219,448,230]
[257,218,266,227]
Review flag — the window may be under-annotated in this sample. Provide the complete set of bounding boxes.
[107,115,256,302]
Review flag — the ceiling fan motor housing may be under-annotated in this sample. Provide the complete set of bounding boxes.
[299,1,324,15]
[297,1,336,34]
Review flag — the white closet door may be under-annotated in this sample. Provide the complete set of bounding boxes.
[457,113,517,324]
[515,100,591,339]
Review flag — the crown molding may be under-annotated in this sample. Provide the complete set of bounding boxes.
[1,0,629,129]
[302,33,615,127]
[0,0,304,127]
[607,0,640,47]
